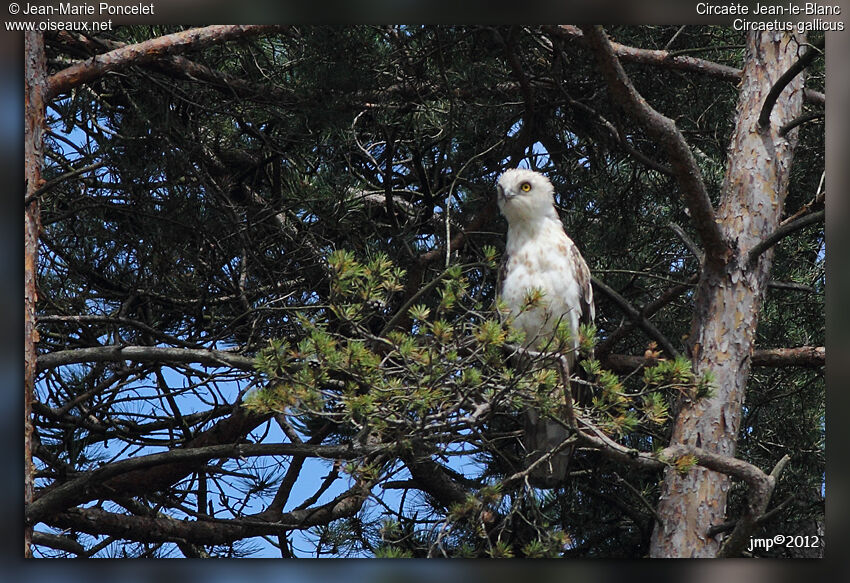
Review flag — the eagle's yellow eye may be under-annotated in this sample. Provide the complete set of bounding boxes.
[520,182,532,192]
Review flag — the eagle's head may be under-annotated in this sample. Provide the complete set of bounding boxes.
[496,168,559,225]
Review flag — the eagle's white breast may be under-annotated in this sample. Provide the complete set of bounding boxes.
[501,221,585,353]
[497,169,593,363]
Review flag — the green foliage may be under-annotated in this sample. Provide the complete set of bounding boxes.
[578,323,598,354]
[582,354,716,436]
[488,541,515,558]
[374,546,414,559]
[247,246,721,557]
[674,454,699,476]
[482,245,499,269]
[246,251,542,446]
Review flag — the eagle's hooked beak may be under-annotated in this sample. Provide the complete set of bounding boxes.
[496,183,507,202]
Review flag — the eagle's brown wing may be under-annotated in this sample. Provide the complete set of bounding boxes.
[570,243,595,329]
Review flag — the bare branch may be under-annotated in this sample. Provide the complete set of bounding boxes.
[31,531,86,556]
[27,441,380,525]
[546,25,742,82]
[718,453,791,557]
[47,30,296,104]
[544,25,824,106]
[573,414,785,556]
[668,222,703,263]
[579,25,729,267]
[603,346,824,373]
[768,280,817,293]
[39,315,204,349]
[45,485,371,545]
[258,421,335,520]
[404,454,470,509]
[596,276,697,361]
[25,160,106,205]
[591,276,680,359]
[779,110,824,137]
[749,346,825,368]
[46,25,290,100]
[758,38,824,129]
[781,172,825,226]
[37,345,256,374]
[748,209,824,267]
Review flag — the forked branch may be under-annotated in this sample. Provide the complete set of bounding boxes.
[580,25,729,267]
[758,38,824,128]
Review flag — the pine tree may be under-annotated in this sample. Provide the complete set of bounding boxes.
[26,25,824,558]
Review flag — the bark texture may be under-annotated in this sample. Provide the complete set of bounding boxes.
[24,30,46,559]
[649,31,808,558]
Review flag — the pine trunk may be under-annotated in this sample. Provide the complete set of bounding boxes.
[24,31,46,559]
[649,31,808,558]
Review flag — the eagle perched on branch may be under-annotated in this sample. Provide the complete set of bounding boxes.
[496,169,594,488]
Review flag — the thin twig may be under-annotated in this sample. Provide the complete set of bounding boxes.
[748,209,824,267]
[669,221,704,263]
[445,140,504,267]
[591,276,680,358]
[779,110,824,137]
[25,160,106,205]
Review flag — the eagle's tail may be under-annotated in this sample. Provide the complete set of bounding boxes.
[523,408,573,489]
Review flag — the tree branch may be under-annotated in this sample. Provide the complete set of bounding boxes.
[602,345,824,373]
[573,414,785,557]
[748,209,824,267]
[46,25,290,100]
[29,403,271,523]
[547,25,742,82]
[718,453,791,557]
[779,110,824,137]
[591,276,680,359]
[258,420,336,520]
[38,342,824,386]
[403,454,470,509]
[668,222,703,263]
[37,345,256,374]
[768,280,817,293]
[27,441,380,526]
[538,72,673,176]
[48,30,295,105]
[707,493,795,538]
[595,276,697,361]
[44,484,371,545]
[758,38,824,128]
[39,314,204,350]
[31,530,86,556]
[25,160,106,205]
[579,25,729,268]
[544,25,824,106]
[748,346,825,368]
